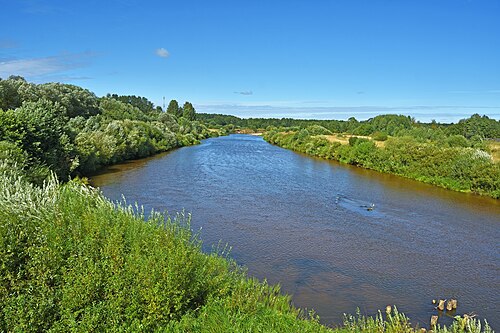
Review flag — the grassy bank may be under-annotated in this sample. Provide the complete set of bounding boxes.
[264,130,500,198]
[0,166,494,332]
[0,167,331,332]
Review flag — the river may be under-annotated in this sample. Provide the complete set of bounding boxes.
[91,134,500,328]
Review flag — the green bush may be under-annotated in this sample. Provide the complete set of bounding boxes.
[306,125,332,136]
[264,132,499,198]
[372,131,388,141]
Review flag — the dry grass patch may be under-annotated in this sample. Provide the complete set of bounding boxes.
[487,140,500,163]
[320,134,386,148]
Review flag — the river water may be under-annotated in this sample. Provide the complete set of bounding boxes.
[91,134,500,328]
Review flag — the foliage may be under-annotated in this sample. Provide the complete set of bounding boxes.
[106,93,156,114]
[197,113,500,142]
[264,130,499,198]
[0,77,209,179]
[447,114,500,139]
[0,75,26,111]
[100,98,152,121]
[372,131,388,141]
[167,99,182,118]
[182,101,196,121]
[367,114,413,136]
[341,307,493,333]
[0,99,76,181]
[306,125,333,135]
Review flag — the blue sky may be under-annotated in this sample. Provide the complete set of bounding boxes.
[1,0,499,122]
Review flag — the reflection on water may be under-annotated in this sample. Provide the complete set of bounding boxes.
[91,135,500,328]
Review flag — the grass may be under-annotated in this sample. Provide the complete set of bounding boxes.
[487,140,500,163]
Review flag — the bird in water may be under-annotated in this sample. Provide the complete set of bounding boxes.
[366,203,375,211]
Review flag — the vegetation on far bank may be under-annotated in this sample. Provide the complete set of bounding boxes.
[199,113,500,198]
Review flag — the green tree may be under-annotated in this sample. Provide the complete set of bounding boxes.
[106,93,156,114]
[0,99,75,180]
[182,102,196,121]
[0,75,27,110]
[167,99,181,118]
[34,83,101,118]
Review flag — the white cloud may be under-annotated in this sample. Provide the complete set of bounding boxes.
[155,48,170,58]
[0,52,94,80]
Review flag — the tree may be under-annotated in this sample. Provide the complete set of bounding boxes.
[0,99,75,180]
[167,99,181,118]
[0,75,26,110]
[107,94,156,114]
[35,83,101,118]
[182,102,196,121]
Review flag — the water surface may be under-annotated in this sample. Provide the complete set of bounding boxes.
[91,135,500,327]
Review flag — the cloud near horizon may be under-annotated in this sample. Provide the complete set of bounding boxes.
[155,48,170,58]
[234,90,253,95]
[0,52,94,81]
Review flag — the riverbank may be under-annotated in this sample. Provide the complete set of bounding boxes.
[92,135,499,329]
[263,130,500,198]
[1,164,494,332]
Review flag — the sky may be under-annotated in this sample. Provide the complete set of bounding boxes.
[1,0,499,123]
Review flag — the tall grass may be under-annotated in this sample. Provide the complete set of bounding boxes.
[0,166,494,332]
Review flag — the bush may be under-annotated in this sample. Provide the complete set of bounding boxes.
[372,131,388,141]
[349,136,371,146]
[306,125,332,136]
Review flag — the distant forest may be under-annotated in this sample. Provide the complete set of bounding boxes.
[197,112,500,139]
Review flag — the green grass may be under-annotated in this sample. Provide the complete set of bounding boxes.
[0,165,494,332]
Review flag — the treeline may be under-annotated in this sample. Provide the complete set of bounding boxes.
[0,76,219,184]
[197,112,500,139]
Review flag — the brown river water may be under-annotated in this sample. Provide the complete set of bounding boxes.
[91,134,500,328]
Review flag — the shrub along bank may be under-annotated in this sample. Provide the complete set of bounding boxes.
[264,129,500,198]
